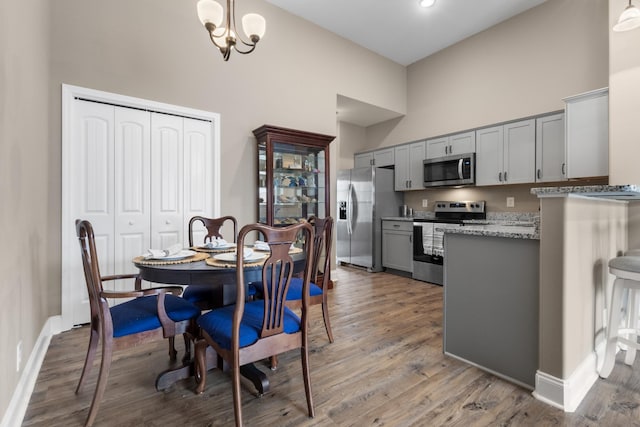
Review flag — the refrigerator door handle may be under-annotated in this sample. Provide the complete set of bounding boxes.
[347,183,354,235]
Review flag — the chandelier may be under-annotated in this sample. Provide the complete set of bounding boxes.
[197,0,266,61]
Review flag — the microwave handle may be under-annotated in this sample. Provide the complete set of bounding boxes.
[458,158,463,179]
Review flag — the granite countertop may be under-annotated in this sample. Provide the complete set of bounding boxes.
[383,213,540,240]
[531,184,640,200]
[442,221,539,240]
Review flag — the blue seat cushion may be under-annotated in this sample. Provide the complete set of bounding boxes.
[183,284,257,304]
[197,300,301,350]
[285,278,323,301]
[110,294,200,338]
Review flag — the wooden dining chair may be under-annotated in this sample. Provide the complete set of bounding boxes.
[285,216,334,341]
[269,216,334,370]
[194,222,316,427]
[75,220,200,427]
[184,215,239,309]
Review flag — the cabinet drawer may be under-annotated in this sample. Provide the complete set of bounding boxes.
[382,220,413,232]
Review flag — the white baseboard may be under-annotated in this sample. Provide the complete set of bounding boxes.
[0,316,62,427]
[533,350,599,412]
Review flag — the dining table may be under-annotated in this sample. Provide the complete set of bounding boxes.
[132,245,306,395]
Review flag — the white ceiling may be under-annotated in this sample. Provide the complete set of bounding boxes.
[265,0,547,66]
[265,0,548,127]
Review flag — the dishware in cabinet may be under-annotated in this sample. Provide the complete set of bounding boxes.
[253,125,335,227]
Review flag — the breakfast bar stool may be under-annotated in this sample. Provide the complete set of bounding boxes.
[599,255,640,378]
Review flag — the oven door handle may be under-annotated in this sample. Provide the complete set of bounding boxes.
[458,158,463,179]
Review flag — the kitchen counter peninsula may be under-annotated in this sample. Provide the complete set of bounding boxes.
[442,223,539,389]
[529,183,633,412]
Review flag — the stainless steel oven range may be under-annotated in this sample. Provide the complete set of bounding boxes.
[412,200,486,285]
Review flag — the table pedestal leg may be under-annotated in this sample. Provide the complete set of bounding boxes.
[156,347,270,396]
[240,364,270,396]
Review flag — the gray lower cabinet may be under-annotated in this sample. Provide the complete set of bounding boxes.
[382,220,413,273]
[443,232,539,389]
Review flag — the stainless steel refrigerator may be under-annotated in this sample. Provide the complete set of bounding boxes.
[337,167,402,272]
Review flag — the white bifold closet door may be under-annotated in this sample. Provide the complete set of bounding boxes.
[69,100,212,325]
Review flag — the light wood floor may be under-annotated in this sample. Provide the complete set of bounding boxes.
[22,267,640,426]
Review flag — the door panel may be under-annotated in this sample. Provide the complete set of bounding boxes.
[350,167,373,268]
[351,200,373,269]
[504,119,535,184]
[336,170,351,264]
[71,100,115,325]
[114,107,150,288]
[184,118,213,243]
[151,113,184,249]
[475,126,503,186]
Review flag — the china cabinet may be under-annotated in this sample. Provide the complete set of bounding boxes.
[253,125,334,227]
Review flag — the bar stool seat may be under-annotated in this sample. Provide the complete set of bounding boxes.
[599,255,640,378]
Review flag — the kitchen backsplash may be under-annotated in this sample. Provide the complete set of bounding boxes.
[403,177,607,214]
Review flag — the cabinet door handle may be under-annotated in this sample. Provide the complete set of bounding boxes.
[393,224,400,228]
[504,171,508,182]
[409,180,412,188]
[498,172,502,182]
[537,169,541,180]
[562,163,566,175]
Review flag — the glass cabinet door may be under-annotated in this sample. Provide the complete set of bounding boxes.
[271,142,325,225]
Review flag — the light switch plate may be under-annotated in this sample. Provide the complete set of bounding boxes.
[506,197,515,208]
[422,199,428,208]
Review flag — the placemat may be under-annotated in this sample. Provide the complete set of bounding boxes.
[205,257,266,268]
[252,246,304,254]
[204,247,303,268]
[191,245,237,254]
[133,252,209,265]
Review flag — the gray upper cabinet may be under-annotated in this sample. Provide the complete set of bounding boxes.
[426,131,475,159]
[564,88,608,179]
[354,147,395,168]
[535,113,566,183]
[394,141,425,191]
[476,119,535,185]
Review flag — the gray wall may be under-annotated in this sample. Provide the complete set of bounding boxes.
[0,0,50,417]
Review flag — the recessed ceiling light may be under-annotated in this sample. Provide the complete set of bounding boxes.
[419,0,436,8]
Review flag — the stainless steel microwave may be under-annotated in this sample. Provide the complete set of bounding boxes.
[423,153,475,187]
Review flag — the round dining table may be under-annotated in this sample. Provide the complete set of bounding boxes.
[133,250,306,395]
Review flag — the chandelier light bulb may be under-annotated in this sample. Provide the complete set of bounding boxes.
[614,1,640,32]
[197,0,223,28]
[242,13,266,41]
